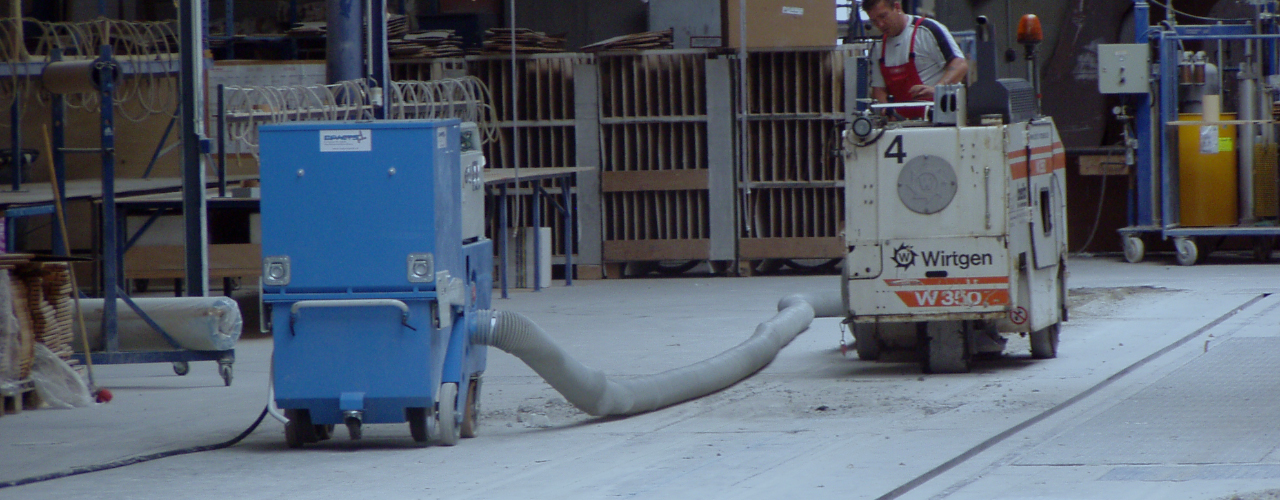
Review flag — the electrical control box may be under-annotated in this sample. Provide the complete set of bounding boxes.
[1098,43,1150,94]
[460,122,486,242]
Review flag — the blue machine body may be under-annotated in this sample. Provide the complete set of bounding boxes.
[259,119,491,429]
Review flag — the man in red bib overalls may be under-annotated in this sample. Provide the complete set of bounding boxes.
[863,0,969,120]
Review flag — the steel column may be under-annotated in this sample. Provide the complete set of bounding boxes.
[326,0,363,83]
[99,46,120,352]
[181,0,210,297]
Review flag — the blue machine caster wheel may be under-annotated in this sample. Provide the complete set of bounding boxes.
[436,383,460,446]
[345,416,363,440]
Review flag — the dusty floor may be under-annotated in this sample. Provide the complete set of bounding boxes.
[3,253,1280,499]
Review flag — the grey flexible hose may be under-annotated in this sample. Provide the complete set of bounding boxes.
[472,291,844,417]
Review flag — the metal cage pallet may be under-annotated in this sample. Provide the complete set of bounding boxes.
[392,53,602,276]
[598,50,735,267]
[735,48,859,269]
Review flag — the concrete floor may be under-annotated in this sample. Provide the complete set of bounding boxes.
[2,253,1280,499]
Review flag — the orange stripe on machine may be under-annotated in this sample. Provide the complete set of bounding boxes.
[1007,142,1065,179]
[884,276,1009,286]
[895,288,1011,308]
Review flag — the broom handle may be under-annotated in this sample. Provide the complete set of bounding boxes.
[41,127,95,389]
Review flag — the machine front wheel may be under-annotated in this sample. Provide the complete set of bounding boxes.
[1174,237,1199,266]
[436,383,460,446]
[172,361,189,376]
[407,407,430,445]
[1030,323,1060,359]
[920,321,971,374]
[1123,235,1145,263]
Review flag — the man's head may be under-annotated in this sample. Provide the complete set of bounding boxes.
[863,0,908,38]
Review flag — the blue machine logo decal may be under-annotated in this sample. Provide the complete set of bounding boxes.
[319,129,372,152]
[891,243,917,270]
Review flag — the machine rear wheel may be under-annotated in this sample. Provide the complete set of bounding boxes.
[921,321,971,374]
[461,379,480,438]
[436,383,460,446]
[1030,323,1060,359]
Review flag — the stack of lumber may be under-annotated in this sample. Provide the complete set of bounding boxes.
[581,29,674,52]
[390,30,466,59]
[0,256,77,382]
[285,21,326,37]
[482,28,566,53]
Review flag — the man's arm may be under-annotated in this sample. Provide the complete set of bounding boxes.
[872,86,889,105]
[937,56,969,86]
[908,57,968,101]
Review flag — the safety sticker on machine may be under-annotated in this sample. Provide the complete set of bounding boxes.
[1010,306,1028,324]
[894,288,1010,308]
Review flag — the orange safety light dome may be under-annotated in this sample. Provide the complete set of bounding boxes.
[1017,14,1043,44]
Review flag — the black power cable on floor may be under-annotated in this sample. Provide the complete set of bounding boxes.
[0,406,269,489]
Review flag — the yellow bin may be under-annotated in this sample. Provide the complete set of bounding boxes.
[1178,112,1237,227]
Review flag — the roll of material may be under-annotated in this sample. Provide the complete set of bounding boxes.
[41,59,118,95]
[74,297,243,352]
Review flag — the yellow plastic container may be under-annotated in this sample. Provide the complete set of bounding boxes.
[1178,112,1237,227]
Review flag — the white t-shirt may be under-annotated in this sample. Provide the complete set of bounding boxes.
[869,15,964,90]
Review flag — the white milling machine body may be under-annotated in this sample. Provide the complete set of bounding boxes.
[841,16,1067,373]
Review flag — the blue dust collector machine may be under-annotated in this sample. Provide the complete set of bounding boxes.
[259,119,492,447]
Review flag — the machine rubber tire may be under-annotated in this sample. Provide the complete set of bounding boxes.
[461,379,480,438]
[853,323,881,361]
[436,383,460,446]
[1123,235,1144,263]
[284,409,317,448]
[1030,323,1060,359]
[172,361,189,376]
[920,321,971,374]
[1174,237,1199,266]
[407,407,430,445]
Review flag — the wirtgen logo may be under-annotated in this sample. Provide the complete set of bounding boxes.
[891,243,917,269]
[891,243,994,271]
[920,250,993,269]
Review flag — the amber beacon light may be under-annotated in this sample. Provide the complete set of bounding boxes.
[1017,14,1043,45]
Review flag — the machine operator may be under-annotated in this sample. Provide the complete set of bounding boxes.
[863,0,969,119]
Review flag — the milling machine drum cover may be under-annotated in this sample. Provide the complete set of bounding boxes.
[896,154,958,214]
